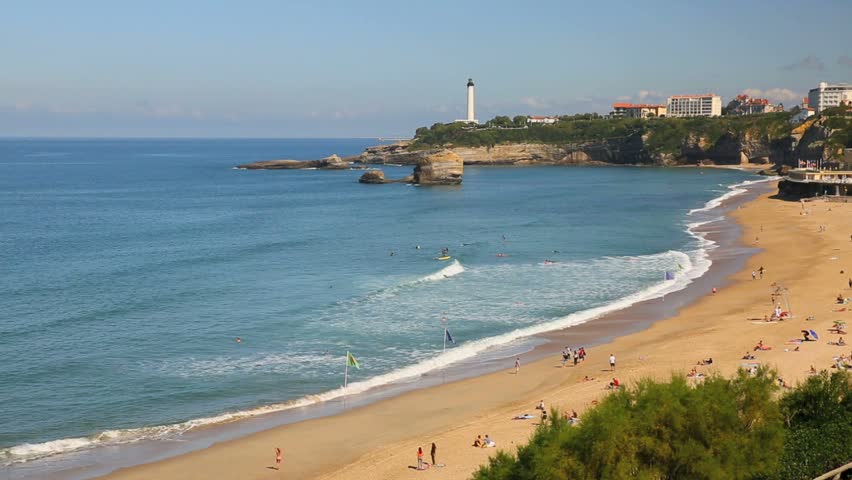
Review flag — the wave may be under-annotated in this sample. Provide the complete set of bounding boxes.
[1,177,769,467]
[688,176,778,216]
[419,259,464,282]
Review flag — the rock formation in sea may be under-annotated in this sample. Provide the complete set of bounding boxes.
[358,169,386,184]
[412,150,463,185]
[237,154,348,170]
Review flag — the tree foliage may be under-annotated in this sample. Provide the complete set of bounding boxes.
[411,113,797,155]
[473,369,852,480]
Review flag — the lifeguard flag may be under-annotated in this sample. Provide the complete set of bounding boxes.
[347,352,360,369]
[445,329,456,344]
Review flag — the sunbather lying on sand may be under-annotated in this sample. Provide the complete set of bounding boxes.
[513,413,535,420]
[742,352,756,360]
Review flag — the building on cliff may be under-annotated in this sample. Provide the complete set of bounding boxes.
[790,98,816,124]
[666,94,722,117]
[808,82,852,113]
[726,94,783,115]
[610,103,667,119]
[526,115,559,125]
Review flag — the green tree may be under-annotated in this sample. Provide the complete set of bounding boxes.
[512,115,528,127]
[474,369,785,480]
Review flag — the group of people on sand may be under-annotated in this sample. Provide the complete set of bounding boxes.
[472,434,496,448]
[560,346,586,367]
[415,443,439,470]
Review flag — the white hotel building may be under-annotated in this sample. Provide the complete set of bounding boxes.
[808,82,852,113]
[666,94,722,117]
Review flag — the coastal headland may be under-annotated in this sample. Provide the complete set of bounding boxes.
[96,182,852,480]
[237,109,846,172]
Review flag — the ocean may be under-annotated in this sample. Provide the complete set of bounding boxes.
[0,138,762,474]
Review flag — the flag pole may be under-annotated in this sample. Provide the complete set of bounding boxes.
[344,350,349,388]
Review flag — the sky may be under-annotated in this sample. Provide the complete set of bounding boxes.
[1,0,851,137]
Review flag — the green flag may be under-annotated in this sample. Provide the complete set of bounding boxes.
[347,351,360,369]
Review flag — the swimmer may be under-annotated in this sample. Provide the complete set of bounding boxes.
[235,337,242,343]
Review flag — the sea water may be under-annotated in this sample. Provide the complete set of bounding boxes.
[0,138,761,467]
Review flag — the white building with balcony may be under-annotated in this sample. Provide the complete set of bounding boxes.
[666,94,722,117]
[808,82,852,113]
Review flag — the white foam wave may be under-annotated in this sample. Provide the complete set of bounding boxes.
[688,176,777,215]
[420,259,464,282]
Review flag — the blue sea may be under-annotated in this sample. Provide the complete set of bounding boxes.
[0,138,761,469]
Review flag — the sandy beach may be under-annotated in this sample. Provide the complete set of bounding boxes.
[98,183,852,480]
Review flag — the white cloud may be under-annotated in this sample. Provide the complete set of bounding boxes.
[740,88,800,103]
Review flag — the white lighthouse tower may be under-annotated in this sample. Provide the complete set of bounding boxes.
[466,78,477,123]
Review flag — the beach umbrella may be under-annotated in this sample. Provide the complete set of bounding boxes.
[808,329,819,340]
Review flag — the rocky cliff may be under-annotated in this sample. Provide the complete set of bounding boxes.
[413,150,463,185]
[355,131,803,168]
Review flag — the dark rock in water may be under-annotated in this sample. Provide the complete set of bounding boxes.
[237,154,348,170]
[413,150,463,185]
[359,169,386,184]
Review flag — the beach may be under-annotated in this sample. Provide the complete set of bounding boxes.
[91,183,851,480]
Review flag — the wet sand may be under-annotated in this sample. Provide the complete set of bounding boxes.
[94,183,852,480]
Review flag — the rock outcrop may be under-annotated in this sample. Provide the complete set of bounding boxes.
[358,169,386,184]
[413,150,463,185]
[353,130,812,168]
[238,154,348,170]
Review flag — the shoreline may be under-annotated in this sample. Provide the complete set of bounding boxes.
[98,179,851,480]
[6,177,776,480]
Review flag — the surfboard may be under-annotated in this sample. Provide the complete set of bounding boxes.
[435,256,452,261]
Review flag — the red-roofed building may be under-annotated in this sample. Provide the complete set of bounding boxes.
[727,94,783,115]
[610,103,667,119]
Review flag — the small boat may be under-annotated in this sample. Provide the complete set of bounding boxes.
[436,255,452,261]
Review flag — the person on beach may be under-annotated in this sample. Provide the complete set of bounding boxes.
[759,266,764,279]
[579,347,586,361]
[752,271,756,280]
[430,442,437,466]
[472,435,482,447]
[417,446,424,469]
[514,357,521,374]
[561,348,569,366]
[274,447,282,470]
[712,287,717,295]
[608,378,620,389]
[537,400,545,410]
[574,350,579,366]
[609,353,616,371]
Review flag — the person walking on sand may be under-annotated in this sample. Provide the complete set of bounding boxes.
[514,357,521,374]
[274,447,282,470]
[751,271,756,280]
[759,266,764,279]
[609,353,616,371]
[417,446,424,470]
[430,442,437,466]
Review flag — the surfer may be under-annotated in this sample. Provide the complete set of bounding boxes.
[441,247,449,256]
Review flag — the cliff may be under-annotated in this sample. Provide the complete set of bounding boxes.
[356,112,849,168]
[413,150,463,185]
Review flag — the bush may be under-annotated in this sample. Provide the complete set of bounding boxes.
[474,369,785,480]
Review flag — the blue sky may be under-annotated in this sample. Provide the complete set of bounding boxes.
[1,0,850,137]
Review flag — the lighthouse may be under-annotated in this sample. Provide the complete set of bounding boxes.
[466,78,477,123]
